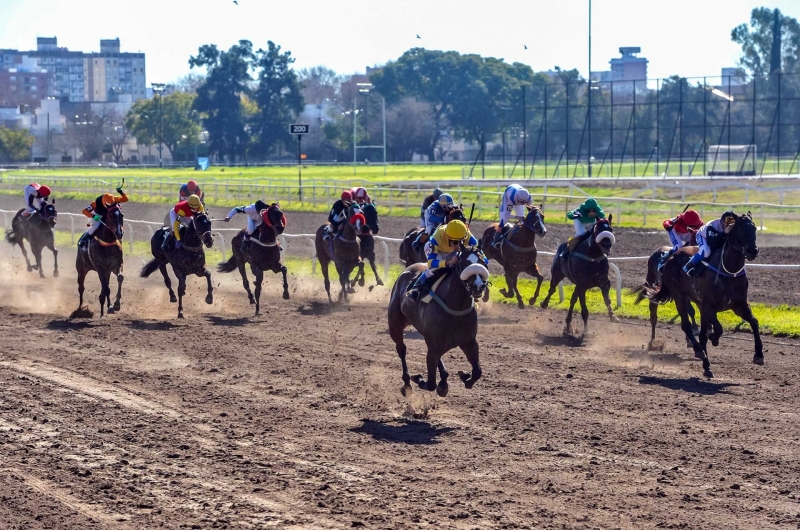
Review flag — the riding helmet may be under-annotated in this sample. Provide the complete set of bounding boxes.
[681,209,703,229]
[38,185,52,198]
[188,194,202,211]
[341,190,353,203]
[444,220,468,242]
[433,188,443,199]
[438,193,454,208]
[101,193,115,207]
[517,188,531,203]
[720,210,736,225]
[187,180,198,192]
[254,199,268,212]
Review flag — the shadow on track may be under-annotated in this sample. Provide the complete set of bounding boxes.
[206,315,251,327]
[47,319,95,331]
[130,320,179,331]
[350,418,457,445]
[638,375,741,395]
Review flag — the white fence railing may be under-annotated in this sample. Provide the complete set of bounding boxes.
[3,208,798,310]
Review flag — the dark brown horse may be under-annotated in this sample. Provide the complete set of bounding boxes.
[388,243,489,397]
[480,205,547,308]
[74,204,124,317]
[540,216,616,340]
[353,201,383,287]
[217,203,289,315]
[140,211,215,319]
[5,201,59,278]
[398,207,467,267]
[314,204,365,304]
[639,212,761,378]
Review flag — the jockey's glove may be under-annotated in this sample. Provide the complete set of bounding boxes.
[92,215,102,221]
[116,187,124,195]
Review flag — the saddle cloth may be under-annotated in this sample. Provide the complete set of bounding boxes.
[420,272,448,304]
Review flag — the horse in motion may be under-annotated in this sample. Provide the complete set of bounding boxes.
[217,203,289,315]
[5,201,59,278]
[480,205,547,308]
[74,204,124,317]
[388,243,490,397]
[541,216,616,340]
[141,211,215,319]
[398,207,466,267]
[639,212,761,378]
[353,201,384,287]
[314,203,365,304]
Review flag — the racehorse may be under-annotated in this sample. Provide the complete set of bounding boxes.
[398,206,467,267]
[633,246,700,349]
[353,201,383,287]
[540,216,616,340]
[217,203,289,315]
[74,204,124,317]
[140,212,215,319]
[639,211,761,378]
[5,201,59,278]
[388,242,489,397]
[314,203,365,304]
[480,205,547,308]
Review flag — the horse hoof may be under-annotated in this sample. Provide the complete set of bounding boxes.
[205,295,213,305]
[282,292,290,300]
[410,374,423,384]
[703,370,714,378]
[610,316,620,323]
[457,371,470,384]
[436,384,449,397]
[26,266,33,272]
[483,290,490,303]
[107,307,115,315]
[376,279,384,286]
[170,295,177,303]
[178,313,185,319]
[53,270,59,278]
[113,302,121,311]
[249,298,255,305]
[400,384,412,397]
[346,287,356,294]
[528,297,537,306]
[541,301,549,309]
[693,350,705,359]
[753,355,765,366]
[711,338,720,347]
[358,279,365,287]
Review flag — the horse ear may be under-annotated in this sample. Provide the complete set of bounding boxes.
[608,213,613,224]
[539,203,543,210]
[747,210,752,219]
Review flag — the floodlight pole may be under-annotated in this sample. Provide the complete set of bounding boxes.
[587,0,592,177]
[382,96,387,175]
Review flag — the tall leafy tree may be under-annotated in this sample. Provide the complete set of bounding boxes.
[0,127,34,162]
[732,7,800,75]
[249,41,305,159]
[126,92,201,159]
[189,41,255,162]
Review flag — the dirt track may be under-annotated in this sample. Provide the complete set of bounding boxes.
[1,242,800,529]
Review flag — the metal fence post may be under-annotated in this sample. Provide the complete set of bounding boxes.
[609,262,622,308]
[215,233,227,261]
[69,215,75,244]
[381,240,390,280]
[128,223,134,254]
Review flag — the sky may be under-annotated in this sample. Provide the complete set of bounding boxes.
[1,0,799,84]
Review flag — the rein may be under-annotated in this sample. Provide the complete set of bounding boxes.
[702,240,746,278]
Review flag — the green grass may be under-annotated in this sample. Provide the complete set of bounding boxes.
[45,229,800,337]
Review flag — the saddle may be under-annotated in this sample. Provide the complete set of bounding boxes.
[406,269,449,303]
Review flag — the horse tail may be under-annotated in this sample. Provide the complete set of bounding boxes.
[140,258,161,278]
[217,254,238,273]
[643,283,674,305]
[632,284,649,305]
[5,229,20,245]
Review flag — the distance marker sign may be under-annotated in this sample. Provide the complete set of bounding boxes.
[290,124,309,134]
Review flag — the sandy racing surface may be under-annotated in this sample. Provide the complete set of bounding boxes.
[1,237,800,529]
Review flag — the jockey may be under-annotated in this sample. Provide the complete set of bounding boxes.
[324,191,355,240]
[419,188,443,228]
[179,180,205,204]
[661,209,704,268]
[413,193,456,251]
[407,220,485,301]
[166,194,205,251]
[683,211,737,277]
[23,183,52,217]
[225,199,269,251]
[563,198,605,258]
[492,184,533,249]
[350,187,372,206]
[78,186,128,248]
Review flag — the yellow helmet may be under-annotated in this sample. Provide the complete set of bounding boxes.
[187,194,202,211]
[101,193,115,207]
[444,220,468,242]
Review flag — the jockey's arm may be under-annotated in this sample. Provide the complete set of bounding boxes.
[227,206,245,220]
[668,229,682,251]
[173,207,193,240]
[114,193,129,205]
[82,201,97,218]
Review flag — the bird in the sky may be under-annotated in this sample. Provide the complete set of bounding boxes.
[524,45,528,49]
[233,0,238,4]
[416,34,421,39]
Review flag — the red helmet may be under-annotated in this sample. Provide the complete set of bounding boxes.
[38,185,51,198]
[681,209,703,229]
[353,187,368,202]
[187,180,198,192]
[341,191,353,203]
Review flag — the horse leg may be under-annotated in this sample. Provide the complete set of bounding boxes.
[158,263,177,303]
[252,265,263,316]
[337,265,349,302]
[238,261,255,305]
[278,265,289,300]
[578,289,590,340]
[676,295,703,355]
[413,345,439,392]
[319,257,333,304]
[698,311,713,378]
[457,339,482,389]
[499,271,524,309]
[369,254,383,286]
[709,315,724,347]
[563,289,580,336]
[113,270,124,312]
[32,245,44,278]
[388,306,411,396]
[600,277,618,322]
[176,271,187,319]
[687,301,699,335]
[731,303,764,365]
[647,301,659,350]
[541,267,565,309]
[77,267,88,309]
[203,269,213,305]
[436,359,450,397]
[18,240,33,272]
[49,243,59,278]
[526,264,544,306]
[99,269,113,316]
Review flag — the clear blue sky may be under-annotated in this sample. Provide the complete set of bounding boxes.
[1,0,798,84]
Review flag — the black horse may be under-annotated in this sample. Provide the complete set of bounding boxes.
[140,212,215,319]
[353,201,383,287]
[217,203,289,315]
[74,204,125,317]
[641,212,761,378]
[541,216,616,340]
[5,201,59,278]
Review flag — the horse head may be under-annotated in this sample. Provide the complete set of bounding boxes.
[346,203,365,236]
[523,204,546,237]
[193,212,214,248]
[456,241,490,300]
[361,202,379,235]
[446,206,466,224]
[41,202,58,228]
[591,214,615,255]
[106,205,125,241]
[266,203,286,235]
[731,211,759,261]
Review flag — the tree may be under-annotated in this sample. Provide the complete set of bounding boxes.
[190,41,255,162]
[299,66,342,105]
[173,72,207,94]
[66,105,118,162]
[383,97,436,160]
[248,41,305,159]
[0,127,34,162]
[126,92,201,159]
[732,7,800,75]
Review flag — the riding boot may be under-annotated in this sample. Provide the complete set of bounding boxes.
[412,232,425,252]
[241,234,251,253]
[657,248,676,271]
[161,233,171,254]
[77,231,91,248]
[683,252,705,277]
[492,225,504,249]
[407,273,433,301]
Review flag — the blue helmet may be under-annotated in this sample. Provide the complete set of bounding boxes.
[438,193,454,208]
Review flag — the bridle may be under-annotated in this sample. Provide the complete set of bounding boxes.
[454,247,490,298]
[523,207,544,232]
[718,218,752,276]
[182,212,212,252]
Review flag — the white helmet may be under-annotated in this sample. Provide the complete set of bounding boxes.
[517,189,531,204]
